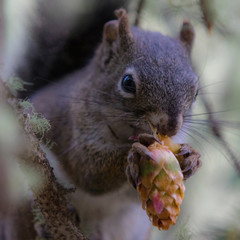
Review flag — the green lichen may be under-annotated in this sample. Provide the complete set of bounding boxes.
[32,206,53,240]
[19,100,51,139]
[19,100,35,111]
[32,206,45,225]
[29,113,51,138]
[45,138,56,150]
[6,77,28,96]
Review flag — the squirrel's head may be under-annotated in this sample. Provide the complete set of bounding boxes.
[94,9,198,138]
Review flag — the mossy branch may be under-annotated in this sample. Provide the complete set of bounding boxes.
[0,78,89,240]
[19,100,51,138]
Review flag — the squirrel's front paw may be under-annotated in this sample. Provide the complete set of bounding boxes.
[177,144,202,180]
[126,133,158,188]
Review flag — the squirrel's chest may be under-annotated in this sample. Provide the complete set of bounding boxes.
[70,186,151,240]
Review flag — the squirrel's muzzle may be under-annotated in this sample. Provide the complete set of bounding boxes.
[148,113,183,137]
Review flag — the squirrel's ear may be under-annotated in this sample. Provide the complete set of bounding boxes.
[179,20,195,53]
[115,8,133,49]
[103,8,133,49]
[103,20,119,44]
[101,8,133,67]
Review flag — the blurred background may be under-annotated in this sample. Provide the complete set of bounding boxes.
[1,0,240,239]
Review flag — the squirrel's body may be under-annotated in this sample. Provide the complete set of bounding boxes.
[35,65,152,239]
[32,9,201,240]
[48,148,150,239]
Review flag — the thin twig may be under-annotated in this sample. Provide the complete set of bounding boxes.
[200,85,240,175]
[0,0,3,61]
[199,0,214,32]
[134,0,146,26]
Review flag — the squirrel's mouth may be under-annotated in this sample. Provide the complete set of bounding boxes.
[128,125,141,141]
[128,124,151,141]
[128,135,139,141]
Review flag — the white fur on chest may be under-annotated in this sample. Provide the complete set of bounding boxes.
[44,146,152,240]
[71,185,151,240]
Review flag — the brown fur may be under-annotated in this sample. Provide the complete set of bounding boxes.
[32,9,199,240]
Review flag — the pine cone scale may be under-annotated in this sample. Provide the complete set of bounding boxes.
[137,135,185,230]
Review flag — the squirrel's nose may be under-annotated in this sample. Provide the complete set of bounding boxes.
[148,113,183,137]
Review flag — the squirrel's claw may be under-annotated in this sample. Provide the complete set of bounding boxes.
[138,133,160,147]
[127,136,201,187]
[126,150,141,188]
[127,134,158,188]
[132,142,154,160]
[177,144,202,180]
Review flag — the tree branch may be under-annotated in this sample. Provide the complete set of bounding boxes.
[0,78,89,239]
[134,0,146,26]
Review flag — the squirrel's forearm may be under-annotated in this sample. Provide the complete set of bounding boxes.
[60,146,130,195]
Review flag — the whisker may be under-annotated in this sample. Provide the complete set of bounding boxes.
[185,108,237,117]
[183,123,238,166]
[198,92,223,96]
[184,119,240,132]
[197,80,226,90]
[180,126,206,151]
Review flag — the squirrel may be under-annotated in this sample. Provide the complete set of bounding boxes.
[31,8,201,240]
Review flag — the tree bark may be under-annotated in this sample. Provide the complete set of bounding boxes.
[0,78,88,239]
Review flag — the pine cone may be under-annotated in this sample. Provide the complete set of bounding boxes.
[137,135,185,230]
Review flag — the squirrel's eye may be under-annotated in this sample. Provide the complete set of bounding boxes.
[121,75,136,93]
